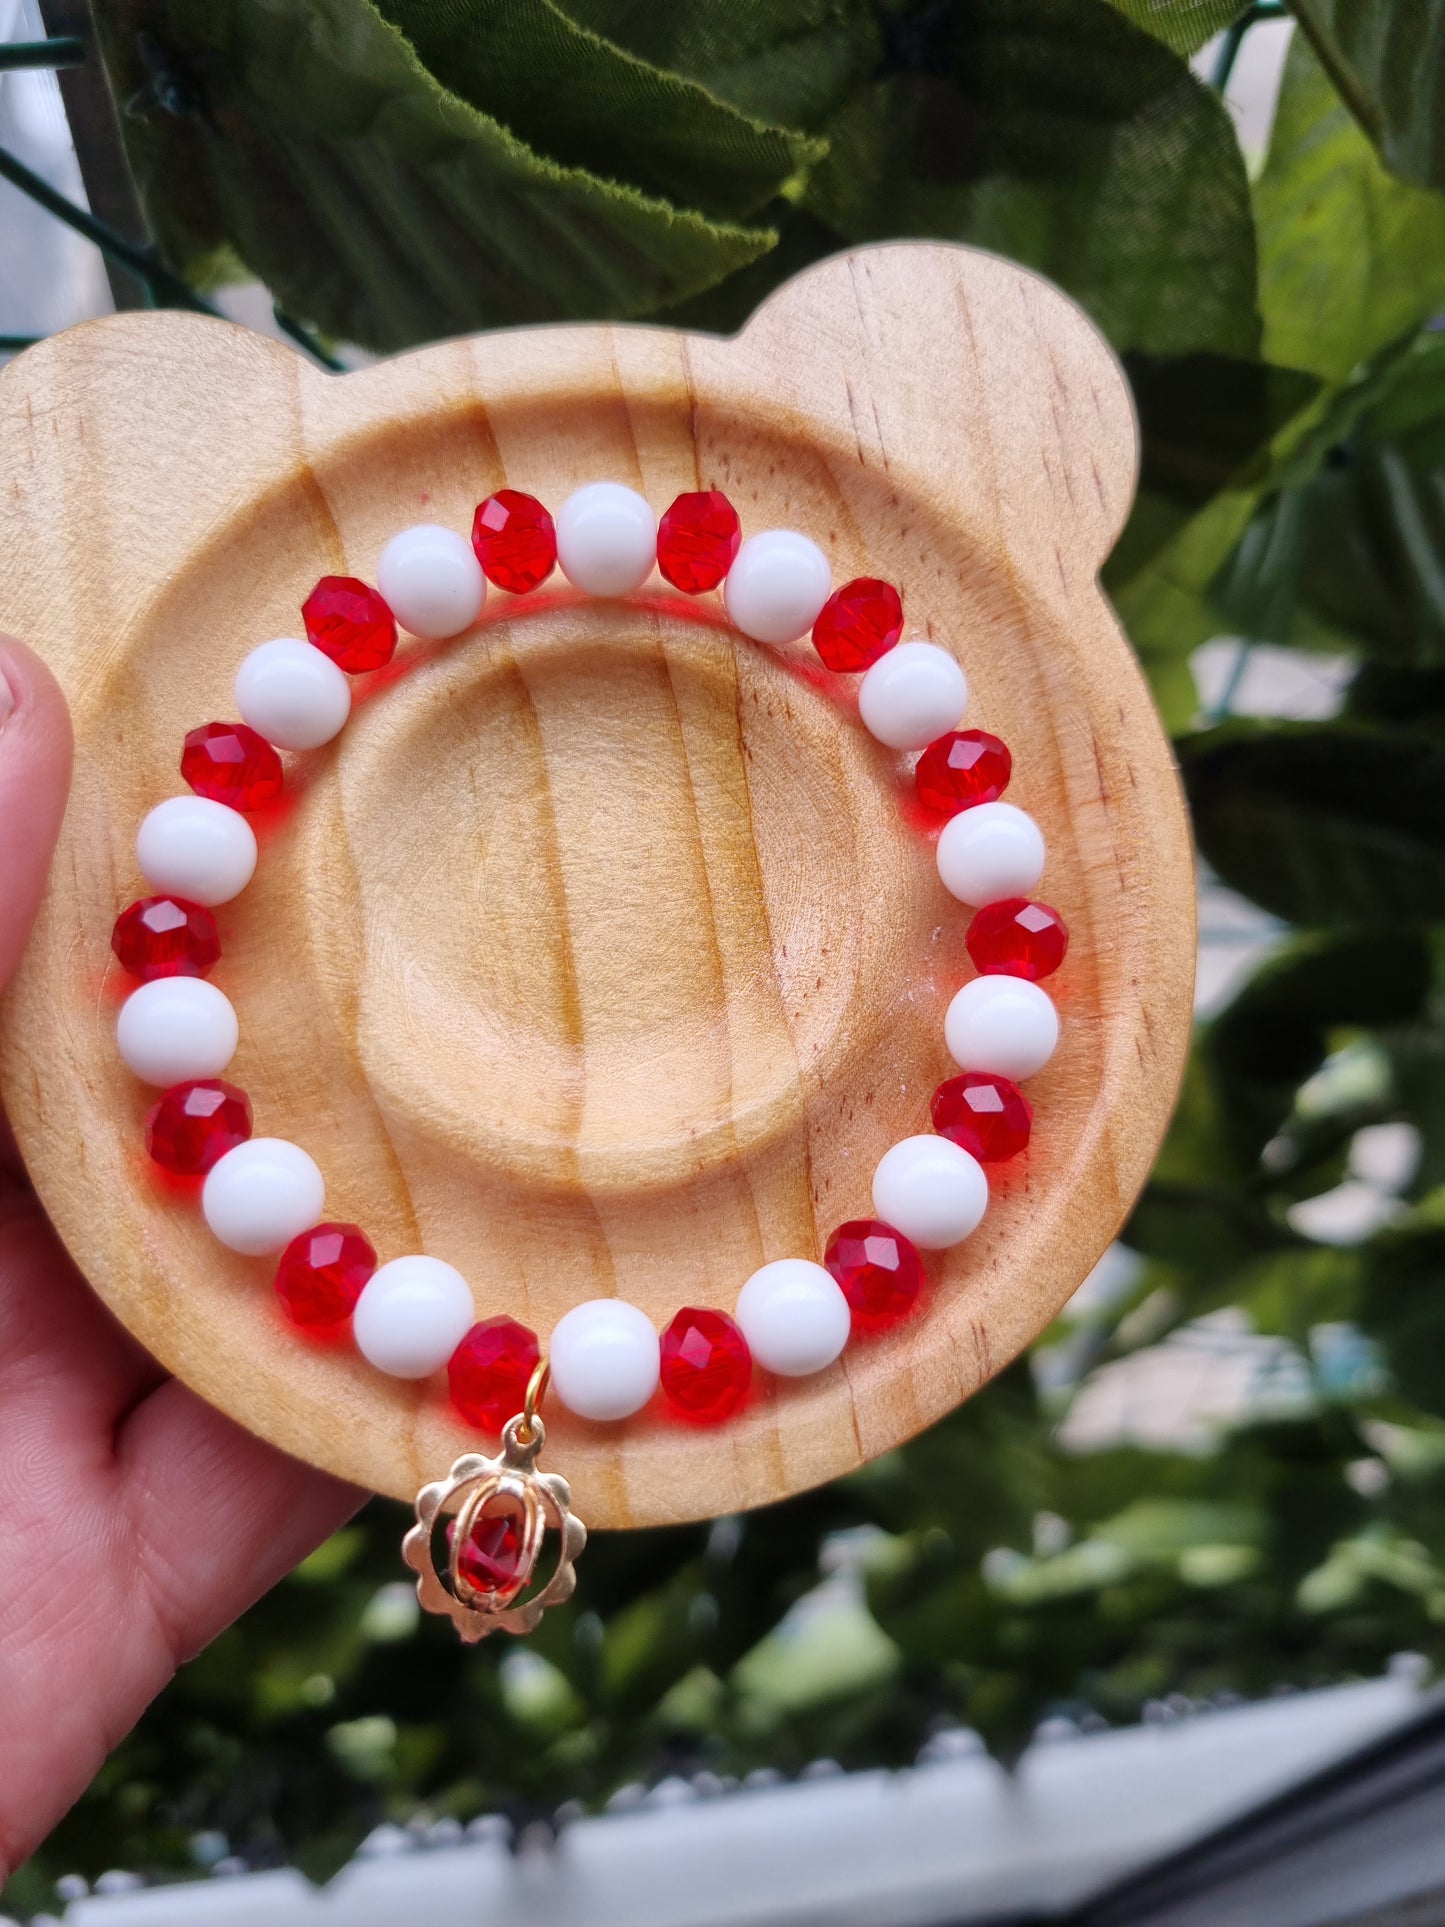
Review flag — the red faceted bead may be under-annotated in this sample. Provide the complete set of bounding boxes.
[660,1307,751,1422]
[453,1489,533,1601]
[275,1223,377,1330]
[112,895,221,981]
[812,577,903,672]
[656,490,741,593]
[181,721,283,811]
[302,576,398,672]
[145,1079,252,1176]
[449,1315,540,1433]
[471,489,556,594]
[915,730,1012,815]
[967,898,1068,981]
[932,1073,1033,1162]
[824,1220,925,1333]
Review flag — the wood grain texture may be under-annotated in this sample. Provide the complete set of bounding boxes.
[0,243,1194,1530]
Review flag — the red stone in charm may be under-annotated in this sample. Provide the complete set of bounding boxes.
[302,576,398,672]
[656,490,741,593]
[455,1488,533,1600]
[967,898,1068,981]
[824,1220,925,1332]
[112,895,222,981]
[660,1307,751,1422]
[914,730,1012,816]
[812,577,903,672]
[449,1316,541,1433]
[471,489,557,594]
[145,1079,253,1175]
[932,1072,1033,1162]
[275,1222,377,1330]
[181,721,284,811]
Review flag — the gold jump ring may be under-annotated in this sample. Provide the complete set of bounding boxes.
[520,1359,551,1441]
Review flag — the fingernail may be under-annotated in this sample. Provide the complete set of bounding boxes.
[0,665,13,738]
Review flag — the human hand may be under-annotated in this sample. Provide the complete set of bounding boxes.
[0,639,362,1881]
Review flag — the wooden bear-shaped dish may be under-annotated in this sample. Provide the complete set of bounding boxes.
[0,243,1194,1529]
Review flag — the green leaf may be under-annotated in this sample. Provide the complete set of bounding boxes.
[1111,488,1262,717]
[1204,334,1445,664]
[652,203,848,333]
[1255,33,1445,382]
[1112,334,1424,677]
[1297,1522,1445,1616]
[549,0,882,132]
[1235,1245,1366,1342]
[1107,352,1320,586]
[991,346,1322,699]
[1349,662,1445,730]
[1150,1049,1239,1187]
[803,0,1261,361]
[1207,928,1432,1163]
[1290,0,1445,192]
[596,1561,715,1715]
[1099,0,1244,56]
[1180,722,1445,924]
[1296,336,1445,668]
[858,1361,1051,1557]
[1124,1178,1296,1274]
[96,0,777,349]
[1094,1497,1264,1554]
[373,0,820,219]
[1359,1192,1445,1419]
[1135,36,1445,671]
[1373,930,1445,1198]
[1206,485,1314,646]
[1297,449,1445,669]
[731,1592,900,1715]
[1126,354,1322,519]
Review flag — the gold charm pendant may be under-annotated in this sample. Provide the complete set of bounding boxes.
[402,1365,585,1641]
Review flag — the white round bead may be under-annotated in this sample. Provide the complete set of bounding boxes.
[550,1298,660,1421]
[724,530,832,644]
[858,641,968,751]
[136,795,257,907]
[352,1255,476,1379]
[734,1259,851,1377]
[235,637,352,751]
[116,976,239,1086]
[554,483,657,596]
[936,801,1045,906]
[376,524,486,640]
[872,1135,988,1251]
[945,974,1060,1080]
[201,1137,325,1257]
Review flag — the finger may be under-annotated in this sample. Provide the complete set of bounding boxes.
[119,1380,364,1663]
[0,637,72,996]
[0,1395,360,1877]
[0,1184,165,1426]
[0,1108,22,1185]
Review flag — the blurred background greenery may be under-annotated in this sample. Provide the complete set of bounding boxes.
[10,0,1445,1911]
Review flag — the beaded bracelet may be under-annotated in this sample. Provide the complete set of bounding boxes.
[108,483,1067,1636]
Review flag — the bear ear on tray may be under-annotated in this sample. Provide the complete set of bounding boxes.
[0,242,1191,1531]
[717,243,1141,588]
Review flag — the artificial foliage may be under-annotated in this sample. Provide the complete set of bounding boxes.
[12,0,1445,1910]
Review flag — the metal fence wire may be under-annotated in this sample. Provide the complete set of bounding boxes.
[0,9,342,365]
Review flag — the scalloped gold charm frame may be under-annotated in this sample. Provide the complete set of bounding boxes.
[403,1418,586,1640]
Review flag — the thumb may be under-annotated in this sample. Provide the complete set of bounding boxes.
[0,638,74,995]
